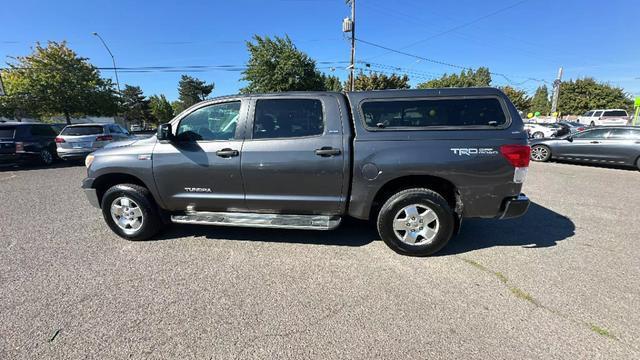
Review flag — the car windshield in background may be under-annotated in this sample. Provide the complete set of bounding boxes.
[0,127,16,139]
[61,126,103,136]
[361,98,507,128]
[602,110,627,117]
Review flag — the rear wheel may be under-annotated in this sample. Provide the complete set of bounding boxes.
[636,157,640,171]
[39,148,54,165]
[377,188,454,256]
[530,145,551,162]
[101,183,164,241]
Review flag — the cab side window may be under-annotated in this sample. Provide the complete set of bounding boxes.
[253,99,324,139]
[572,129,610,139]
[176,102,241,141]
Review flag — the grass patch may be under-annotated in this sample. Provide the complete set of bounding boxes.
[589,324,616,339]
[461,257,538,306]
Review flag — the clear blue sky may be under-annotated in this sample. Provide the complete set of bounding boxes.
[1,0,638,101]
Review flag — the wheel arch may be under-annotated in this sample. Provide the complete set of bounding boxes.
[93,173,155,207]
[369,175,462,221]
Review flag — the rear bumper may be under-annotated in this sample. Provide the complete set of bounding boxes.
[81,177,100,208]
[498,194,530,219]
[58,148,92,160]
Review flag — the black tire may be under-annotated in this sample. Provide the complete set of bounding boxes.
[636,157,640,172]
[532,131,544,139]
[377,188,455,256]
[590,121,596,127]
[39,148,54,165]
[530,144,551,162]
[101,183,164,241]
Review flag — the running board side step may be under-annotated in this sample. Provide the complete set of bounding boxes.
[170,211,342,230]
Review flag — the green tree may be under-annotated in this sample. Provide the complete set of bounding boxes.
[0,41,117,123]
[241,35,325,93]
[177,75,214,108]
[322,74,343,92]
[557,77,633,115]
[530,85,551,115]
[121,85,153,123]
[171,100,186,116]
[417,67,492,88]
[500,86,531,113]
[350,71,410,91]
[149,94,174,123]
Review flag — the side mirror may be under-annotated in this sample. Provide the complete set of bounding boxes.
[157,123,173,141]
[567,135,573,142]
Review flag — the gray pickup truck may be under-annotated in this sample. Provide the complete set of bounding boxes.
[82,88,531,256]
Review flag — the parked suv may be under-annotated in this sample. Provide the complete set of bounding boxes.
[56,123,131,161]
[81,88,531,256]
[577,109,629,127]
[0,122,59,165]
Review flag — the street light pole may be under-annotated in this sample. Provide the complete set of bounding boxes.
[92,32,121,95]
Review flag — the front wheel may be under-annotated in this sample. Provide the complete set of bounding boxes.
[590,121,596,127]
[101,183,164,241]
[531,145,551,162]
[377,188,455,256]
[532,131,544,139]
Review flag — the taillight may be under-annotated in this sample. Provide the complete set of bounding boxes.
[15,142,24,152]
[95,135,113,141]
[55,137,65,143]
[577,127,585,132]
[500,144,531,168]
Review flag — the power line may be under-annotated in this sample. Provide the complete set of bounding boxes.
[355,38,550,86]
[364,0,529,62]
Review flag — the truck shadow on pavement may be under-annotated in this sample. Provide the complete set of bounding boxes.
[439,202,575,255]
[157,202,575,253]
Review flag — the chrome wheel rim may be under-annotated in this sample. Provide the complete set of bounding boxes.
[393,204,440,245]
[531,146,548,161]
[533,132,544,139]
[110,197,144,235]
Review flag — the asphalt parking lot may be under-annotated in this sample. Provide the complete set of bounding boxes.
[0,161,638,359]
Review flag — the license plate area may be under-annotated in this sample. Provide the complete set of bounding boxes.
[72,142,91,149]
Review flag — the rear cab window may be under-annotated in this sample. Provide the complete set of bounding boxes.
[360,97,508,130]
[61,126,104,136]
[253,99,324,139]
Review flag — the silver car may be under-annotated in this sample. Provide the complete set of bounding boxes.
[56,124,131,161]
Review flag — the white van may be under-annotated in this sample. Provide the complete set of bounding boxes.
[577,109,629,126]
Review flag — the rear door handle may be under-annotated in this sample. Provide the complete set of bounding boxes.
[315,147,341,157]
[215,148,239,158]
[590,141,600,144]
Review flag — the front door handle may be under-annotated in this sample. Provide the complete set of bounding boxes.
[216,148,239,158]
[590,141,600,144]
[315,147,341,157]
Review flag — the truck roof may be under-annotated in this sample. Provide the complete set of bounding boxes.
[197,87,507,103]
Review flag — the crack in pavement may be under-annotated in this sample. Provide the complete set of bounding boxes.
[457,256,636,350]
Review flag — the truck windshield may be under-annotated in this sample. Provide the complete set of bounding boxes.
[61,126,103,136]
[361,98,507,129]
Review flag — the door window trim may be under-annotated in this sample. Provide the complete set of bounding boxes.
[246,97,327,141]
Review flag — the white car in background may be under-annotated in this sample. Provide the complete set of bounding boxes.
[577,109,629,127]
[524,123,558,139]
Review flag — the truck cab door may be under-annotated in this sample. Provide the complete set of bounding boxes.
[240,96,349,215]
[152,100,248,211]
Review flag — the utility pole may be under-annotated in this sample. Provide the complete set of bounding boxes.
[550,67,563,118]
[343,0,356,91]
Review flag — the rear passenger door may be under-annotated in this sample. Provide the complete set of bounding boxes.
[240,96,347,215]
[566,128,611,161]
